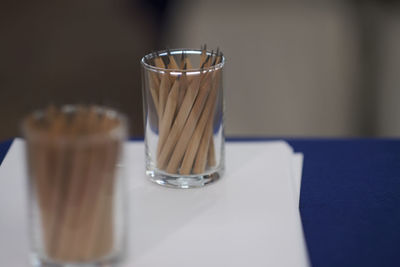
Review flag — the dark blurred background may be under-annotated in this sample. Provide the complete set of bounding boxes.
[1,0,400,139]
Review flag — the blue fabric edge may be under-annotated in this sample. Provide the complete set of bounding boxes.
[0,139,14,166]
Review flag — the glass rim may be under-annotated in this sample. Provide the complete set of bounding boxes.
[141,48,225,74]
[21,105,128,143]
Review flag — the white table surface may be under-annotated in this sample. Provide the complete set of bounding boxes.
[0,139,308,267]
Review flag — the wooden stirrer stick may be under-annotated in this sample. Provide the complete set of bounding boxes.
[83,139,119,259]
[192,113,213,174]
[157,75,202,169]
[165,70,213,173]
[179,71,219,174]
[157,77,180,158]
[182,51,222,174]
[158,72,171,121]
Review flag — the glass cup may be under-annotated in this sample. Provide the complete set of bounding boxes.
[141,48,225,188]
[22,105,128,267]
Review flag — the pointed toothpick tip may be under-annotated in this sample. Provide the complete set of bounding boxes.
[161,52,170,66]
[212,48,220,65]
[201,55,211,69]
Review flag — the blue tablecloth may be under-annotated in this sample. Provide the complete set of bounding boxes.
[289,139,400,267]
[1,138,400,267]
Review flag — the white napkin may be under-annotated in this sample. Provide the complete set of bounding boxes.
[0,139,308,267]
[123,141,308,267]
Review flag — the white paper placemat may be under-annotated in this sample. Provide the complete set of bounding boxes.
[0,139,308,267]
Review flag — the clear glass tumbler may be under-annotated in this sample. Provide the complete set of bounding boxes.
[22,105,128,267]
[141,48,225,188]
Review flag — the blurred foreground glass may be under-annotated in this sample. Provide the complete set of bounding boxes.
[22,106,128,267]
[141,49,225,188]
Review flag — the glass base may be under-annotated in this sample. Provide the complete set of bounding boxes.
[146,169,222,189]
[30,253,121,267]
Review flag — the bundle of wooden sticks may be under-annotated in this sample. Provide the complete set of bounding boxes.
[24,106,125,262]
[145,46,223,175]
